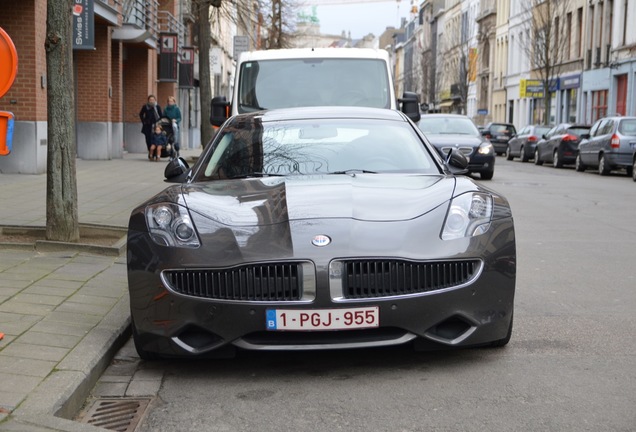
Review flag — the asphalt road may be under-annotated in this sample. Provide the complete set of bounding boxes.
[111,157,636,432]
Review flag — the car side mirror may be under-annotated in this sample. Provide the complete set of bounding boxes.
[445,148,469,175]
[399,91,421,123]
[164,157,191,183]
[210,96,230,127]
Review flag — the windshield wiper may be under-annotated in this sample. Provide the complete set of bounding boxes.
[328,169,378,175]
[228,172,286,179]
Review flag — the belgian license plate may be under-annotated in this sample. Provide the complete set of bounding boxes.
[266,307,379,331]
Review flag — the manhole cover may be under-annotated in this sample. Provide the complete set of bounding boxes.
[78,398,151,432]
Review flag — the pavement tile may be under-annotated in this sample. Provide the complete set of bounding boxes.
[24,284,81,297]
[0,342,69,362]
[30,321,92,337]
[0,301,54,316]
[0,372,43,395]
[91,381,128,398]
[66,294,118,307]
[0,287,21,298]
[15,331,82,349]
[42,311,102,326]
[126,379,161,397]
[54,302,113,317]
[13,293,68,307]
[0,280,32,290]
[0,313,41,336]
[0,390,28,412]
[0,356,56,378]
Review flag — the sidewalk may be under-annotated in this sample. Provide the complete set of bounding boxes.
[0,149,201,431]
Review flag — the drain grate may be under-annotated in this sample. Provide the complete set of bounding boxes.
[78,398,151,432]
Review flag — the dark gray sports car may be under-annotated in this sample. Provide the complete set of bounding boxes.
[127,107,516,359]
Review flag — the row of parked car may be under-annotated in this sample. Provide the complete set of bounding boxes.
[504,116,636,180]
[417,114,636,182]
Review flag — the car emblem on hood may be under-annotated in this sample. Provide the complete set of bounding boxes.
[312,235,331,247]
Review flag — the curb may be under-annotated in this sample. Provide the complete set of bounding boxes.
[10,295,132,431]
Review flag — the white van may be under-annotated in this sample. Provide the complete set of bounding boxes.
[211,48,420,125]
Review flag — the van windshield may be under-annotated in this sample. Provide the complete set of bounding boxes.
[237,58,391,113]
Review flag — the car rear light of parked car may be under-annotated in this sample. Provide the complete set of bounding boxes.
[611,134,620,148]
[528,135,538,142]
[562,134,578,142]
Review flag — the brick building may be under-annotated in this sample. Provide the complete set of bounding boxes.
[0,0,197,174]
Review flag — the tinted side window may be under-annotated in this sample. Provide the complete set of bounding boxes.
[599,120,615,135]
[589,120,603,137]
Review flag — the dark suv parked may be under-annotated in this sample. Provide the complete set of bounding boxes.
[482,122,517,155]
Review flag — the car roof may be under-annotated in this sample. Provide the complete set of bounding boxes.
[229,106,408,123]
[420,113,472,119]
[238,48,390,62]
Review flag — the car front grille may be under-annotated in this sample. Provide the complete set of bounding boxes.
[339,259,481,299]
[441,146,474,156]
[163,263,304,301]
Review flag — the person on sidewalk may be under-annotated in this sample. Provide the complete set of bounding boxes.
[139,95,162,159]
[164,96,182,158]
[149,124,168,161]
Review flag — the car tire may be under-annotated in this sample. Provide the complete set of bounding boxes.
[534,149,543,165]
[132,318,161,361]
[632,158,636,182]
[575,154,586,172]
[599,154,611,176]
[553,150,563,168]
[625,165,633,178]
[520,146,529,162]
[481,169,494,180]
[505,147,513,161]
[490,312,513,348]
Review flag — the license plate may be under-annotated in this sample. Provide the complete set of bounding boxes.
[266,307,379,331]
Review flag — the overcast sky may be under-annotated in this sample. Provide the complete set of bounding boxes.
[300,2,411,40]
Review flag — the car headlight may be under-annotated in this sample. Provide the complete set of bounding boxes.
[477,142,494,155]
[441,192,493,240]
[145,203,200,248]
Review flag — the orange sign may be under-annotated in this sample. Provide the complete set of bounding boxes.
[0,26,18,99]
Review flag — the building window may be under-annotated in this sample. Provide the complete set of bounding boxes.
[577,8,583,58]
[566,12,572,60]
[592,89,608,122]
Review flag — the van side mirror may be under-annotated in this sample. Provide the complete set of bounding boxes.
[399,91,421,123]
[210,96,230,127]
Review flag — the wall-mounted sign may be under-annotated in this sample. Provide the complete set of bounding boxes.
[159,33,178,82]
[73,0,94,50]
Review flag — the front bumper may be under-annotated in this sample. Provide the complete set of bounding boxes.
[128,210,516,356]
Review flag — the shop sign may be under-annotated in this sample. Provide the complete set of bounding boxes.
[73,0,94,50]
[520,79,544,98]
[560,74,581,90]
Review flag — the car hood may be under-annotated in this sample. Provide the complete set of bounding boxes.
[182,175,455,226]
[424,135,484,148]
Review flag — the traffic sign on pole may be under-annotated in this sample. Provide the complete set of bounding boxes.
[0,26,18,99]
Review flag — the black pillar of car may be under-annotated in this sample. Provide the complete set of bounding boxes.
[399,92,421,123]
[210,96,230,127]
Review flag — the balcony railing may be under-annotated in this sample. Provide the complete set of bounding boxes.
[159,10,186,43]
[122,0,159,41]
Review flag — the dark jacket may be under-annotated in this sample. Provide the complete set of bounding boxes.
[140,103,162,133]
[151,131,168,147]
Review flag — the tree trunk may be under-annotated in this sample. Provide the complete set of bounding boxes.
[45,0,79,242]
[198,1,213,148]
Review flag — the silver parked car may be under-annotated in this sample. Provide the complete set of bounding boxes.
[506,124,552,162]
[577,116,636,176]
[127,107,516,359]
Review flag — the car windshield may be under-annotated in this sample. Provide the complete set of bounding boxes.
[618,119,636,136]
[491,124,516,134]
[535,126,551,136]
[237,59,391,112]
[417,117,480,136]
[568,127,590,136]
[195,118,439,181]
